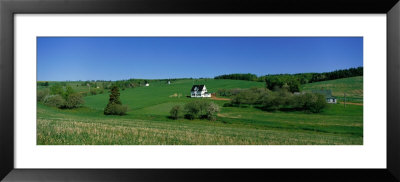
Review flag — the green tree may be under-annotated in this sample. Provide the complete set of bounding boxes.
[206,102,220,121]
[104,85,126,115]
[50,84,63,95]
[64,93,84,109]
[63,86,75,99]
[184,101,201,119]
[37,89,50,102]
[169,105,182,120]
[43,95,65,108]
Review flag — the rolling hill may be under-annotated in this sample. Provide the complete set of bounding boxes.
[301,76,363,103]
[37,77,363,145]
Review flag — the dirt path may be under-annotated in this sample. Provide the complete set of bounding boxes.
[211,96,231,101]
[342,102,363,106]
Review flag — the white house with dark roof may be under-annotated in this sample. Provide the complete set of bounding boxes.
[190,85,211,98]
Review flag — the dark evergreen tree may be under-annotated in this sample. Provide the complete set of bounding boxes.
[108,85,121,105]
[104,85,126,115]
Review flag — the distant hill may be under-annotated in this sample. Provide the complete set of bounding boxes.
[301,76,363,103]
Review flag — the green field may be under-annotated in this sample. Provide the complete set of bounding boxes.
[301,76,363,103]
[37,78,363,145]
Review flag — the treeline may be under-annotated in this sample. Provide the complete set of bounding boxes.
[214,67,363,92]
[223,87,327,113]
[64,78,181,90]
[214,73,258,81]
[80,79,153,90]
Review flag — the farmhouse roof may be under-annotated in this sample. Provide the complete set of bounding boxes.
[191,85,205,91]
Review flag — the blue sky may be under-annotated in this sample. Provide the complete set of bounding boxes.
[37,37,363,81]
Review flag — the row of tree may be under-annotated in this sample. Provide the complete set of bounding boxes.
[214,67,363,93]
[37,85,84,109]
[214,73,258,81]
[225,87,327,113]
[170,100,220,121]
[38,83,128,116]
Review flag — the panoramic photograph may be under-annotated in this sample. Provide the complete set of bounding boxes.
[37,37,363,145]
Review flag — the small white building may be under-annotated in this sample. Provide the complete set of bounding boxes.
[190,85,211,98]
[145,83,149,87]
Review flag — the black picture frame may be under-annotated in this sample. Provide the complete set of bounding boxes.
[1,0,399,181]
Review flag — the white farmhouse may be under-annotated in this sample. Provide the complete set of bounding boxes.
[190,85,211,98]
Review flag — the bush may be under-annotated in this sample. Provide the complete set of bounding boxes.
[169,105,182,120]
[293,93,327,113]
[62,86,75,99]
[50,84,64,95]
[206,102,220,121]
[43,95,65,107]
[230,88,271,106]
[183,100,220,120]
[260,92,280,111]
[308,94,327,113]
[37,89,50,102]
[184,101,201,119]
[104,103,127,115]
[63,93,84,109]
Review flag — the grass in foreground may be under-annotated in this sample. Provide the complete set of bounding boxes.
[37,103,362,145]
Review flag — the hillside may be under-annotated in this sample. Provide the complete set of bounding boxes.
[84,79,265,112]
[37,77,363,145]
[301,76,363,103]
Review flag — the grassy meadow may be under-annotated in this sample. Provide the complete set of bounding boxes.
[301,76,363,103]
[37,78,363,145]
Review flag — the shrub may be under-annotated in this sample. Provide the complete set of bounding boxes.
[37,89,50,102]
[184,101,201,119]
[260,92,280,111]
[293,93,327,113]
[104,103,128,115]
[308,94,327,113]
[230,88,271,106]
[63,93,84,109]
[63,86,75,99]
[206,102,220,121]
[169,105,182,120]
[183,100,220,120]
[50,84,64,95]
[43,95,65,107]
